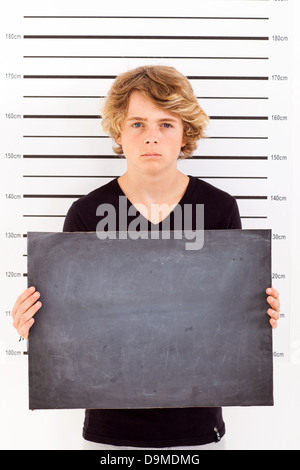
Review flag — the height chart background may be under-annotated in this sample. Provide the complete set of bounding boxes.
[0,0,299,450]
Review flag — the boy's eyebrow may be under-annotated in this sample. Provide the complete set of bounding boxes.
[126,116,146,121]
[126,116,179,123]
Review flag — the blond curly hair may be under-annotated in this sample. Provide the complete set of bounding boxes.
[101,65,209,159]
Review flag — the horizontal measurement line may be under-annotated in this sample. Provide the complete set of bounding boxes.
[22,136,268,140]
[23,75,118,79]
[23,75,269,80]
[22,155,268,160]
[23,35,269,40]
[23,154,116,158]
[23,175,268,180]
[241,216,268,219]
[196,176,268,179]
[23,135,109,138]
[23,16,269,20]
[191,156,268,160]
[23,114,101,119]
[21,214,268,220]
[211,116,268,120]
[23,214,66,218]
[23,175,116,178]
[22,95,269,100]
[210,137,268,140]
[23,194,267,199]
[23,95,105,98]
[200,97,269,100]
[235,196,267,200]
[22,114,268,120]
[23,194,84,198]
[23,55,269,60]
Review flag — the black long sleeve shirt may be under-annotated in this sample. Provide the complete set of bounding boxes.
[63,175,242,448]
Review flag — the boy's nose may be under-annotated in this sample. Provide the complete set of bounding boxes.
[144,126,159,144]
[144,135,158,144]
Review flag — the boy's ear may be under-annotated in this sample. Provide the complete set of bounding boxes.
[116,135,122,145]
[181,127,187,148]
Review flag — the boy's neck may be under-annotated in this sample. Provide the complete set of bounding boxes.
[118,168,189,206]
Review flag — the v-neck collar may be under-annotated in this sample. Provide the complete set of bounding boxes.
[112,175,194,227]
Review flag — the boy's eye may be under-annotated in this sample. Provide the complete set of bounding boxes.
[132,122,172,128]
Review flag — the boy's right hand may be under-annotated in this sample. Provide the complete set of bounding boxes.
[11,286,42,339]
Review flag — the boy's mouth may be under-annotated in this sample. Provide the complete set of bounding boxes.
[142,153,162,157]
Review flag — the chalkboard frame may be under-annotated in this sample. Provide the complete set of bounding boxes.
[27,230,273,410]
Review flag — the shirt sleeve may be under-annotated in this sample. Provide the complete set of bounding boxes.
[217,198,242,230]
[228,199,242,229]
[63,201,88,233]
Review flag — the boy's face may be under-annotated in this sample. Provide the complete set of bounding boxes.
[116,91,186,176]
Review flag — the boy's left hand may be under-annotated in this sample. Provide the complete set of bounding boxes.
[266,287,280,329]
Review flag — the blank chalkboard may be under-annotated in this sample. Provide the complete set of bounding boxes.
[27,230,273,410]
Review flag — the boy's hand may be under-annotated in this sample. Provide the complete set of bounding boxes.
[11,286,42,339]
[266,287,280,329]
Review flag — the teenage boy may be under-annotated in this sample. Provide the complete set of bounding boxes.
[12,66,280,449]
